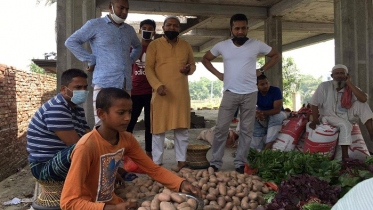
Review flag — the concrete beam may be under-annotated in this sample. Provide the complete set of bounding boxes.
[97,0,267,18]
[179,17,215,35]
[334,0,373,151]
[270,0,312,16]
[282,33,334,52]
[282,22,334,33]
[248,19,265,30]
[184,29,229,37]
[193,52,207,57]
[199,38,227,52]
[125,20,164,33]
[57,0,99,128]
[184,22,334,37]
[192,46,200,52]
[265,16,283,91]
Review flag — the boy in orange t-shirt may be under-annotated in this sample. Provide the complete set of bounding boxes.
[60,88,201,210]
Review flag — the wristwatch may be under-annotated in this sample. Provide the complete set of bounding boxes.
[259,68,265,73]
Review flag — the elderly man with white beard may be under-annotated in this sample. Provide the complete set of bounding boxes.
[309,64,373,160]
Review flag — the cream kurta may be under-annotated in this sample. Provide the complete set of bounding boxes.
[145,37,196,134]
[309,81,373,145]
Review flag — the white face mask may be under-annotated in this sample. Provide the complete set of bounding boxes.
[110,4,126,24]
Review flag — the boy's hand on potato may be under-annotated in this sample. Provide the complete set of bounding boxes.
[179,180,202,198]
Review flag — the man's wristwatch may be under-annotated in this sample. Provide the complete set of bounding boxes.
[259,68,265,73]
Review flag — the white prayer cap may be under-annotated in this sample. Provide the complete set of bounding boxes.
[332,64,348,73]
[163,16,180,25]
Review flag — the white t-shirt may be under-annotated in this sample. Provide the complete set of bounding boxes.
[210,38,272,94]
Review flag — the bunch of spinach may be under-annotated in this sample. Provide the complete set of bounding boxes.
[247,149,341,184]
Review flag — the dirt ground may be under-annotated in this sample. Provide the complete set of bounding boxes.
[0,110,239,210]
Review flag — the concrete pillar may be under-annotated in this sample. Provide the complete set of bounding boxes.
[264,16,283,91]
[334,0,373,151]
[56,0,99,128]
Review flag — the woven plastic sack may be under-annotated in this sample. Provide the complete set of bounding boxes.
[304,121,339,159]
[334,124,371,161]
[272,115,308,151]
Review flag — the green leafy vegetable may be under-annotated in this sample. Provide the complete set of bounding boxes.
[302,203,332,210]
[262,191,277,203]
[247,149,341,184]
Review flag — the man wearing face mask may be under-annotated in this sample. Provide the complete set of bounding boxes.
[201,14,281,173]
[126,19,155,160]
[26,69,91,181]
[309,64,373,160]
[65,0,141,126]
[145,16,196,172]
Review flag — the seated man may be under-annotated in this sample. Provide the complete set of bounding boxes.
[60,88,201,209]
[309,64,373,159]
[26,69,90,181]
[252,74,286,150]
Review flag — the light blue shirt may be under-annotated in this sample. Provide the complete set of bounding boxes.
[65,16,142,90]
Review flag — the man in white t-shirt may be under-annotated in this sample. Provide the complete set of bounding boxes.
[201,13,281,173]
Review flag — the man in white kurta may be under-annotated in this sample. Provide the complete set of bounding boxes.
[309,64,373,159]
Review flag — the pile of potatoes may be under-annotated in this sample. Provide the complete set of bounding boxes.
[176,167,271,210]
[139,189,198,210]
[115,176,165,201]
[114,167,272,210]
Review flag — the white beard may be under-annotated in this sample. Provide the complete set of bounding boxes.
[332,80,346,89]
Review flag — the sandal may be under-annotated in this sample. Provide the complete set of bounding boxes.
[121,171,138,181]
[171,163,191,172]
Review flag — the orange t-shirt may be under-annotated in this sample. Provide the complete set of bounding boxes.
[60,129,184,210]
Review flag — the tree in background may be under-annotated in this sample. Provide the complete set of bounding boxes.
[29,62,45,74]
[282,57,302,108]
[189,57,321,110]
[212,80,223,98]
[36,0,56,6]
[257,57,302,108]
[299,74,323,105]
[29,61,57,77]
[189,77,223,100]
[257,57,322,109]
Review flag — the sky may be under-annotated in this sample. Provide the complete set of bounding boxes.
[0,0,334,82]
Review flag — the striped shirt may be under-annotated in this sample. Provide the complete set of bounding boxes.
[65,15,142,90]
[27,93,90,163]
[332,178,373,210]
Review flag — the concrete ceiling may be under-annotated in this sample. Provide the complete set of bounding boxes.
[97,0,335,61]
